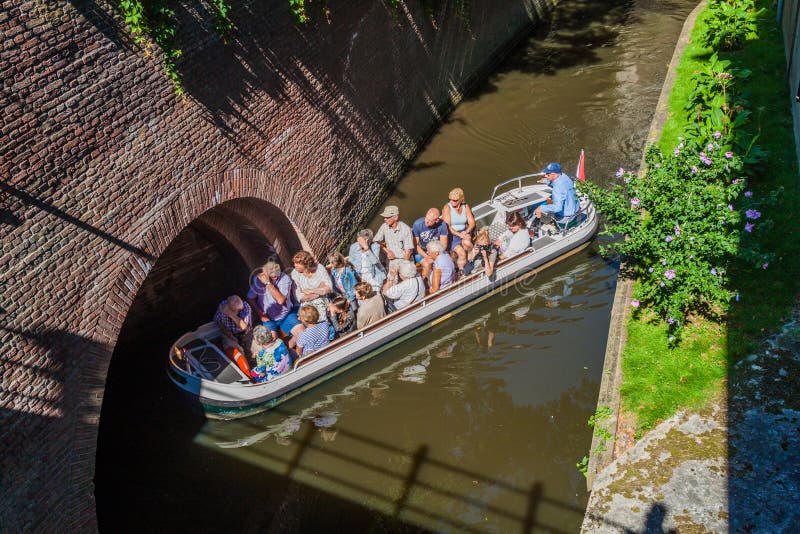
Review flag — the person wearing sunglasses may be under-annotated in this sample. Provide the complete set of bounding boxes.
[441,187,476,274]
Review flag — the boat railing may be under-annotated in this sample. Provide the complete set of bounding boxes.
[489,173,545,202]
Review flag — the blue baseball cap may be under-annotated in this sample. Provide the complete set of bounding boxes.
[542,162,562,174]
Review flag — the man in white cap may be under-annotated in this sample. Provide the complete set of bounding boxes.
[374,205,414,266]
[534,162,580,222]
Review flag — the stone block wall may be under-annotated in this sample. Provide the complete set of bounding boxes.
[0,0,553,529]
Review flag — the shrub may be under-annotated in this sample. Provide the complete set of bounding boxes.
[701,0,764,51]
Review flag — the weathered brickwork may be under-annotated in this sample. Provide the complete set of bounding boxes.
[0,0,554,529]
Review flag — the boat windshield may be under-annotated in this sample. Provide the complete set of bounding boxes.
[474,210,499,231]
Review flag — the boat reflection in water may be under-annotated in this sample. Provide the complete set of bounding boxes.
[194,258,604,532]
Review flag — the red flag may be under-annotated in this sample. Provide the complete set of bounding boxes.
[575,149,586,182]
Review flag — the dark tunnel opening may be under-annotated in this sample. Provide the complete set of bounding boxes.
[93,198,308,531]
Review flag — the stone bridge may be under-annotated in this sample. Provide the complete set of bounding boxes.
[0,0,553,529]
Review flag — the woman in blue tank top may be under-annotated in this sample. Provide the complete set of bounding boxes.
[441,187,476,274]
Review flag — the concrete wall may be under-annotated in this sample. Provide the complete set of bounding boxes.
[780,0,800,164]
[0,0,555,529]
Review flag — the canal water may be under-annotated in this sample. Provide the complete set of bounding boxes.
[95,1,697,531]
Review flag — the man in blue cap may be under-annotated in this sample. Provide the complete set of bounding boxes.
[534,162,580,223]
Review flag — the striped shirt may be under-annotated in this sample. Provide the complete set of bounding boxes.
[297,321,331,355]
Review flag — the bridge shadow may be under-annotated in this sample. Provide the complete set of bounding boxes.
[0,181,155,260]
[0,324,112,532]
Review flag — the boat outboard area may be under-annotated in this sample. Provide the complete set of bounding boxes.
[167,170,599,419]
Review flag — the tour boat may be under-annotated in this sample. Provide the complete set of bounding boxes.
[167,173,599,419]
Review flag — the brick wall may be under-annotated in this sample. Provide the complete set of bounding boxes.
[0,0,553,529]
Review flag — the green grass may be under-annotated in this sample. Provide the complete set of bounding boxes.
[621,318,726,433]
[620,0,799,432]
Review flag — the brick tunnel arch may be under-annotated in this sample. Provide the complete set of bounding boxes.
[94,194,313,527]
[109,195,309,350]
[79,172,320,529]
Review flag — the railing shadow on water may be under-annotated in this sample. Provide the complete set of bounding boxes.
[198,405,633,534]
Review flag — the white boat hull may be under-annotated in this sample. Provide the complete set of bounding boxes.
[167,184,599,419]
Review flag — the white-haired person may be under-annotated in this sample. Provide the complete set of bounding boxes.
[348,228,386,292]
[382,260,425,311]
[426,240,455,293]
[213,294,253,356]
[246,260,303,348]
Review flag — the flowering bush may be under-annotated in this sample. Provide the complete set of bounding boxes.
[701,0,764,51]
[584,138,775,336]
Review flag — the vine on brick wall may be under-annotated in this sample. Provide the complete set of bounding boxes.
[120,0,473,94]
[118,0,234,96]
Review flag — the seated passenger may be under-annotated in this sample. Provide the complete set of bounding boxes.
[412,208,449,280]
[468,228,498,277]
[326,296,356,338]
[249,325,292,383]
[383,261,426,311]
[494,212,531,261]
[329,252,358,311]
[374,205,415,266]
[348,229,387,292]
[534,162,580,222]
[214,295,253,356]
[290,251,333,319]
[246,260,303,349]
[441,187,476,268]
[295,305,331,357]
[426,241,455,293]
[354,281,386,329]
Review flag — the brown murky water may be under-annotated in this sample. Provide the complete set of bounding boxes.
[96,1,697,531]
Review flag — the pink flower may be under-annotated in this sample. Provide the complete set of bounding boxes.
[674,225,680,236]
[661,259,667,266]
[707,143,715,152]
[616,167,625,178]
[691,166,699,174]
[674,147,680,155]
[631,299,640,308]
[713,131,722,139]
[744,191,753,197]
[630,197,641,208]
[762,262,769,269]
[745,222,755,232]
[728,204,734,211]
[664,269,676,280]
[725,151,733,159]
[710,268,717,275]
[666,235,673,243]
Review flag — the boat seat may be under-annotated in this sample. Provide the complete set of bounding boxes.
[554,207,587,235]
[189,344,245,384]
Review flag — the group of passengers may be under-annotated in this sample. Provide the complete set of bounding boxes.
[213,163,580,382]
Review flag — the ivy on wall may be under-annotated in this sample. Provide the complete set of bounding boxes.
[118,0,473,95]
